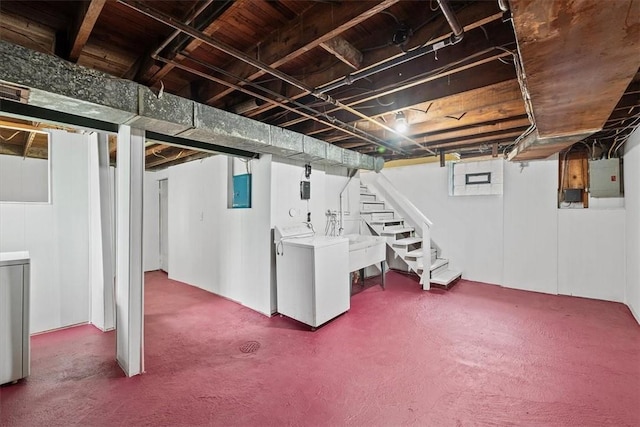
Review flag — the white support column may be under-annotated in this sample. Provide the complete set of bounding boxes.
[115,125,144,377]
[420,221,431,291]
[88,133,116,331]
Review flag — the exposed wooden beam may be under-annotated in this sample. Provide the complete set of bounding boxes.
[145,143,171,156]
[145,0,253,86]
[319,78,524,136]
[145,149,204,169]
[425,130,525,150]
[0,120,46,132]
[147,151,211,170]
[23,128,37,157]
[414,116,531,145]
[510,0,640,138]
[245,2,504,120]
[68,0,107,62]
[200,0,401,105]
[108,134,118,155]
[320,36,363,70]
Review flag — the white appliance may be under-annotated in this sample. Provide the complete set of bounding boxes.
[1,251,30,384]
[274,224,349,329]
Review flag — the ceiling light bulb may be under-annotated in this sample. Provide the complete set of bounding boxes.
[395,111,407,132]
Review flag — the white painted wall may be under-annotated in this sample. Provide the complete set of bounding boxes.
[503,159,558,294]
[379,162,504,284]
[374,156,628,304]
[143,170,167,272]
[168,155,273,315]
[625,128,640,322]
[0,154,49,203]
[0,130,90,333]
[558,209,625,302]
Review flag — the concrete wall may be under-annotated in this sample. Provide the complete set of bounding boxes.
[625,128,640,322]
[374,156,627,304]
[0,130,90,333]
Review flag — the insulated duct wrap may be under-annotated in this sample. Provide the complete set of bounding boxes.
[0,40,383,170]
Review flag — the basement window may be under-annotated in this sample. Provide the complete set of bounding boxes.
[0,127,50,203]
[449,159,503,196]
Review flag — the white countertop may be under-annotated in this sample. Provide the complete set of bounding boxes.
[0,251,30,266]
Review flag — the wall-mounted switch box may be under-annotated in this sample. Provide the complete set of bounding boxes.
[300,181,311,200]
[564,188,583,202]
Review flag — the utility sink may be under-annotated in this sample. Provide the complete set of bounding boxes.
[345,234,386,272]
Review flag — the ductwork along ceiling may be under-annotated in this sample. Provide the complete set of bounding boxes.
[0,0,638,169]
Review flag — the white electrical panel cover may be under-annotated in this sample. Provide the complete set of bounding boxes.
[589,158,621,198]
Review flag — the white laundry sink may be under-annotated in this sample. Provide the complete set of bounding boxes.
[345,234,386,272]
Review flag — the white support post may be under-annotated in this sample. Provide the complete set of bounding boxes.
[88,133,116,331]
[115,125,144,377]
[420,221,431,290]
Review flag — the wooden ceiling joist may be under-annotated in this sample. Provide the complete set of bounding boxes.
[200,0,401,105]
[245,2,505,120]
[68,0,107,62]
[320,36,363,70]
[23,130,36,157]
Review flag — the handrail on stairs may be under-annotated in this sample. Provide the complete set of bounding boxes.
[361,171,433,290]
[362,171,433,231]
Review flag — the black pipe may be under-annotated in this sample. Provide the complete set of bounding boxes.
[316,0,464,95]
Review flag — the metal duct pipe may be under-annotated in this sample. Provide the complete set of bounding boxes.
[152,53,411,155]
[498,0,509,12]
[118,0,434,155]
[437,0,464,40]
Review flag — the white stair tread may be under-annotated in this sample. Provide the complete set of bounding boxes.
[430,258,448,271]
[361,201,385,205]
[360,192,376,196]
[381,227,414,236]
[370,218,404,224]
[362,209,395,214]
[405,249,423,258]
[392,237,422,246]
[430,268,462,286]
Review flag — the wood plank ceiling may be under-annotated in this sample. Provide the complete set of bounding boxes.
[0,0,638,170]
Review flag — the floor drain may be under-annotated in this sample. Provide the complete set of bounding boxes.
[239,341,260,353]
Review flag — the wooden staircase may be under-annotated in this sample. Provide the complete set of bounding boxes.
[359,183,461,288]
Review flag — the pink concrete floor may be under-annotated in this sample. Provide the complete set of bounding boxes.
[1,271,639,426]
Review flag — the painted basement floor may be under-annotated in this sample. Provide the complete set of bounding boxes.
[1,271,639,426]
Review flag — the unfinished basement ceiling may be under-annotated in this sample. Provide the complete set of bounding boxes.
[0,0,638,169]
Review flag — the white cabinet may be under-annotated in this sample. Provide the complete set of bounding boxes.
[0,251,30,384]
[275,235,349,328]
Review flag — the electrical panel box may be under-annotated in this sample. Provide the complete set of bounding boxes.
[589,158,621,198]
[232,174,251,208]
[300,181,311,200]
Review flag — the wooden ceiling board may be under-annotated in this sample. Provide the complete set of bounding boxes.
[0,10,57,55]
[510,0,640,138]
[0,1,75,31]
[96,1,178,46]
[79,41,139,77]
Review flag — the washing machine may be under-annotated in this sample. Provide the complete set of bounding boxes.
[274,224,349,328]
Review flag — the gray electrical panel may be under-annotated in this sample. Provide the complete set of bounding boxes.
[589,158,622,198]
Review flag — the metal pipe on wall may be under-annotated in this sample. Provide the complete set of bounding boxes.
[118,0,435,155]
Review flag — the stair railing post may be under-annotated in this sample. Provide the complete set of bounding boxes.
[420,220,431,290]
